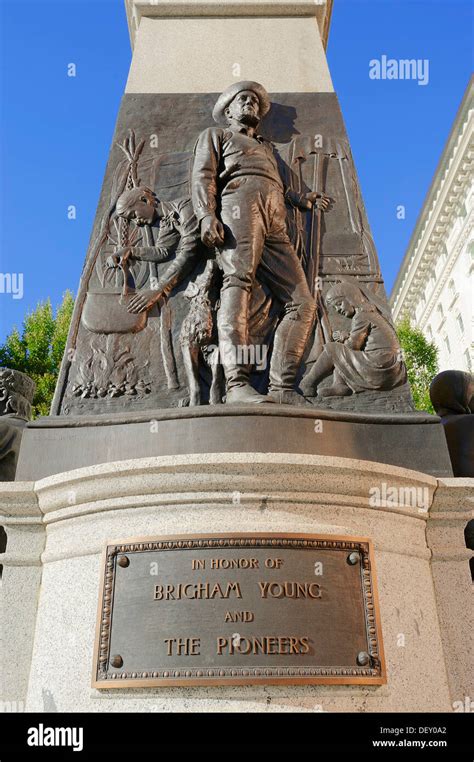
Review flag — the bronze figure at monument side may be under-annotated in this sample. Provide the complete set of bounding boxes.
[0,368,35,481]
[430,370,474,477]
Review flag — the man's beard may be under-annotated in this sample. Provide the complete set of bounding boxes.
[239,111,259,127]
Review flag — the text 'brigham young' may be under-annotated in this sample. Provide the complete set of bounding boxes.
[154,581,322,600]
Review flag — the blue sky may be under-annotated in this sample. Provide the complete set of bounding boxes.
[0,0,472,341]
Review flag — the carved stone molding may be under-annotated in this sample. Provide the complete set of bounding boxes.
[125,0,334,50]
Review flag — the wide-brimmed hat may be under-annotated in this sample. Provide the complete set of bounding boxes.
[212,81,271,124]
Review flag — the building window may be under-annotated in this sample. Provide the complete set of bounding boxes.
[444,336,451,355]
[466,240,474,266]
[465,350,472,371]
[426,325,433,339]
[448,278,457,302]
[436,303,444,325]
[456,314,464,336]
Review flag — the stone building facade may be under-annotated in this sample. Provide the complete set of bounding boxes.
[390,77,473,373]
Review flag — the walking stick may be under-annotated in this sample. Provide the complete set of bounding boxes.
[290,140,308,265]
[308,151,321,298]
[307,150,332,346]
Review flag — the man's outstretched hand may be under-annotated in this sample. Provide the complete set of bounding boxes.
[201,215,225,248]
[127,288,163,314]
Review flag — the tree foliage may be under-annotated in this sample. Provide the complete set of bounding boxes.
[0,292,74,418]
[397,317,439,414]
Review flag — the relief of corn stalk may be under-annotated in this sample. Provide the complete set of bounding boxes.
[96,129,146,289]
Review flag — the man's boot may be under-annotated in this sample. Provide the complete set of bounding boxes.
[226,383,275,404]
[222,350,274,405]
[268,303,315,406]
[218,283,274,404]
[268,388,311,406]
[225,364,275,404]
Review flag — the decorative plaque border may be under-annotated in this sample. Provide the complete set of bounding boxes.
[92,533,386,688]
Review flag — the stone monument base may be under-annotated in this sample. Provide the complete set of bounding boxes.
[15,406,453,480]
[2,453,472,712]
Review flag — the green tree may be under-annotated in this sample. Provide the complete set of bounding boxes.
[397,317,439,413]
[0,291,74,418]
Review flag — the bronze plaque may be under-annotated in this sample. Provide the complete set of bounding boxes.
[92,533,386,687]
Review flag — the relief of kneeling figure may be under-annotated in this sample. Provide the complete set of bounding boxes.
[300,282,407,398]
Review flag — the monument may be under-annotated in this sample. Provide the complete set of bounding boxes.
[1,1,472,714]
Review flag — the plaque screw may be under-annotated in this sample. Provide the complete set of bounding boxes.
[347,552,360,565]
[110,655,123,668]
[356,651,370,666]
[117,555,129,568]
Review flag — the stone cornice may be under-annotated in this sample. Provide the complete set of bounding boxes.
[417,213,474,329]
[390,77,474,319]
[0,482,39,517]
[125,0,333,49]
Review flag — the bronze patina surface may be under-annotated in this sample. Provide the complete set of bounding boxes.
[92,533,386,687]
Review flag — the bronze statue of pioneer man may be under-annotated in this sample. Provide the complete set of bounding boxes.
[192,81,329,404]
